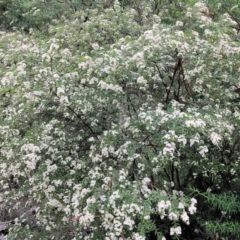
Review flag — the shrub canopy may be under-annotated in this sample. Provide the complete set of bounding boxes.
[0,0,240,239]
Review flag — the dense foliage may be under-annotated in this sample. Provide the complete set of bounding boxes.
[0,0,240,239]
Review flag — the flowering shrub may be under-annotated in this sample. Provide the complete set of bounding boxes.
[0,0,240,239]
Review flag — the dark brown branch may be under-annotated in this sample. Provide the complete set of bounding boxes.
[179,59,191,98]
[66,105,100,141]
[164,168,171,183]
[165,58,181,104]
[51,91,100,141]
[175,167,181,190]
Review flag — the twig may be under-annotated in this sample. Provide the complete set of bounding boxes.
[165,58,181,104]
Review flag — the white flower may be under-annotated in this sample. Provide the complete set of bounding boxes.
[163,142,176,157]
[79,211,95,226]
[133,233,146,240]
[158,200,166,213]
[132,52,145,68]
[166,200,171,208]
[194,2,208,11]
[113,219,122,235]
[92,42,99,50]
[49,43,59,53]
[204,29,212,36]
[189,204,197,214]
[230,168,236,175]
[123,217,135,229]
[191,30,199,37]
[142,177,151,184]
[178,135,187,145]
[178,202,185,209]
[190,134,200,146]
[137,76,147,85]
[188,198,197,214]
[181,211,190,224]
[176,21,183,27]
[210,132,222,145]
[141,185,151,197]
[57,87,65,95]
[185,119,206,128]
[191,198,197,205]
[176,31,184,37]
[186,12,192,17]
[170,226,182,236]
[33,9,40,15]
[169,212,179,221]
[101,147,109,157]
[60,96,69,105]
[90,180,96,187]
[198,145,208,157]
[21,144,40,153]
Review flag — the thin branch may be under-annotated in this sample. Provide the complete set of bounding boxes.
[66,105,100,141]
[165,58,181,104]
[152,61,168,90]
[171,163,175,186]
[164,168,172,183]
[179,59,191,98]
[51,91,100,141]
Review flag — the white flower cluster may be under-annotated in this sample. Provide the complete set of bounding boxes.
[189,198,197,214]
[157,196,197,236]
[21,144,41,170]
[210,132,222,145]
[170,226,182,236]
[185,119,206,128]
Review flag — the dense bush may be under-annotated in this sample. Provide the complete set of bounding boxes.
[0,0,240,239]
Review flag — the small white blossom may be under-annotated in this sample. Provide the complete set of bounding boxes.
[189,204,197,215]
[181,211,190,224]
[176,21,184,27]
[169,212,179,221]
[163,142,176,157]
[178,202,185,209]
[133,233,146,240]
[191,198,197,205]
[92,42,99,50]
[137,76,147,85]
[170,226,182,236]
[204,29,212,36]
[210,132,222,145]
[190,134,200,146]
[185,119,206,128]
[123,217,135,229]
[198,145,208,157]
